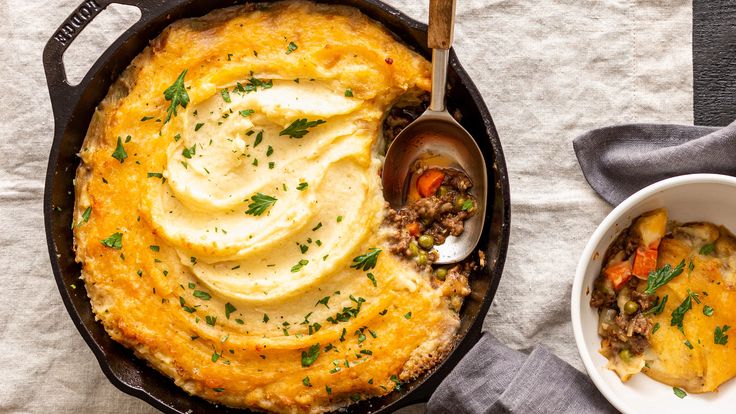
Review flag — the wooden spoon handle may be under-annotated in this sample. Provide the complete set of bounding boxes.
[428,0,456,49]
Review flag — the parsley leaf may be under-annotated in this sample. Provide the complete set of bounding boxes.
[703,305,714,316]
[182,144,196,159]
[279,118,326,138]
[671,289,699,332]
[297,182,308,191]
[291,259,309,273]
[239,109,254,117]
[193,290,211,300]
[652,322,661,334]
[221,89,231,103]
[316,296,330,308]
[700,243,715,255]
[344,88,353,97]
[644,260,685,295]
[644,294,668,315]
[302,376,312,387]
[225,302,236,319]
[715,325,730,345]
[100,232,123,249]
[111,136,128,163]
[367,272,377,287]
[673,387,687,399]
[163,69,190,124]
[301,343,320,367]
[245,193,277,216]
[286,41,298,54]
[77,206,92,227]
[254,130,263,147]
[350,248,382,271]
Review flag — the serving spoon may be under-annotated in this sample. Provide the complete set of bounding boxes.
[382,0,487,264]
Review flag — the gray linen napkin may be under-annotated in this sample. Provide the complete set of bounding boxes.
[573,121,736,205]
[426,333,616,414]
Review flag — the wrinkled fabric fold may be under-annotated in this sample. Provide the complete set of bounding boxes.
[573,121,736,205]
[427,333,617,414]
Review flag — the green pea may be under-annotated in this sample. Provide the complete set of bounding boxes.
[619,349,632,363]
[623,301,639,315]
[435,267,447,280]
[454,196,467,210]
[408,241,419,257]
[418,234,434,250]
[417,251,428,266]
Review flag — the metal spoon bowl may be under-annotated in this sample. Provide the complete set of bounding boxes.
[382,0,487,264]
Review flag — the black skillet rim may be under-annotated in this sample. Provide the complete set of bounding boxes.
[42,0,511,412]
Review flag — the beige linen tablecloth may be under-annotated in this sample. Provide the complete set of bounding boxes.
[0,0,693,412]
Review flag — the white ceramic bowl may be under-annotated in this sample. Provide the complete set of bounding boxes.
[572,174,736,414]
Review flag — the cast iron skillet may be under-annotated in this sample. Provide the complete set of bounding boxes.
[42,0,510,412]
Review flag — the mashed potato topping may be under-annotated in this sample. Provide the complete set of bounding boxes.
[73,2,465,412]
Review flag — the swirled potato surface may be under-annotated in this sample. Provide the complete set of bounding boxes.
[73,2,462,412]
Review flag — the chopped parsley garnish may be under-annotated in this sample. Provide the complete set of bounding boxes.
[163,69,190,124]
[266,146,273,156]
[651,322,661,334]
[344,89,353,97]
[301,343,320,367]
[461,199,474,211]
[194,123,204,131]
[673,387,687,399]
[671,289,699,332]
[225,302,236,319]
[390,375,403,390]
[350,248,382,271]
[221,89,231,103]
[279,118,326,138]
[254,130,263,147]
[367,272,377,287]
[404,312,412,319]
[644,294,668,315]
[245,193,277,216]
[644,260,685,295]
[291,259,309,273]
[211,351,220,362]
[235,77,273,93]
[239,109,254,117]
[715,325,730,345]
[193,290,211,300]
[268,162,275,169]
[111,136,128,163]
[337,215,343,223]
[297,182,308,191]
[212,387,224,393]
[703,305,714,316]
[316,296,330,308]
[684,339,693,349]
[147,172,163,179]
[312,222,322,231]
[206,315,216,326]
[300,244,308,254]
[140,116,154,122]
[100,232,123,249]
[77,206,92,227]
[286,41,298,54]
[700,243,715,255]
[263,313,269,323]
[179,296,196,313]
[174,133,181,141]
[182,144,196,158]
[149,245,160,252]
[326,386,332,395]
[302,376,312,387]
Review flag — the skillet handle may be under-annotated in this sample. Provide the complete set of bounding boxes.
[42,0,161,124]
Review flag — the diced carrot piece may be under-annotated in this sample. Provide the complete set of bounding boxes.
[632,243,659,279]
[604,261,633,290]
[416,169,445,197]
[407,221,420,236]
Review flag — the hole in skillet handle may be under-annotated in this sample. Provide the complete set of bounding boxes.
[42,0,162,125]
[63,4,142,85]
